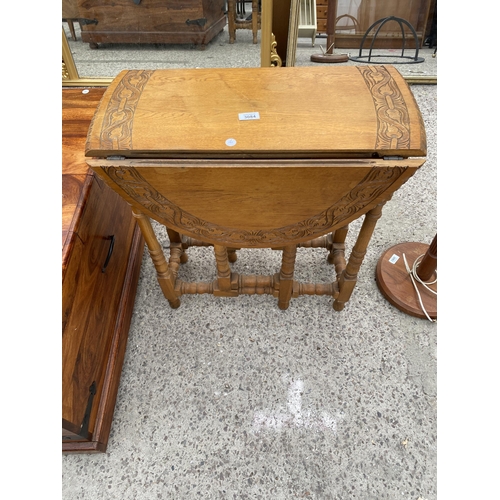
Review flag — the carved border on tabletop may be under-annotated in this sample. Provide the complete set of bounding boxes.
[98,70,154,151]
[357,66,411,151]
[101,165,407,246]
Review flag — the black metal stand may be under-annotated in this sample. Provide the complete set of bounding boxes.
[349,16,424,65]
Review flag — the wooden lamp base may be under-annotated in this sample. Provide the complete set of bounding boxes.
[376,242,437,320]
[310,53,349,63]
[311,0,349,64]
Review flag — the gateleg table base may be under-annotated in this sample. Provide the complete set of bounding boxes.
[133,202,387,311]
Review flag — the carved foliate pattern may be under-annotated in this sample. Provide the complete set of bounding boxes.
[99,70,154,151]
[356,66,411,151]
[270,33,282,67]
[101,165,407,246]
[62,61,69,80]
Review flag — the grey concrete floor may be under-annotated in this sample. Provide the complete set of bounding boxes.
[62,23,438,500]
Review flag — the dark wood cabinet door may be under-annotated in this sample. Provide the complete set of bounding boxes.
[62,176,137,446]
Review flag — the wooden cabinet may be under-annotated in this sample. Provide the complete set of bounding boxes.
[62,88,144,453]
[76,0,227,49]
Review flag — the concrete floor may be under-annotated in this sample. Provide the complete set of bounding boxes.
[62,24,437,500]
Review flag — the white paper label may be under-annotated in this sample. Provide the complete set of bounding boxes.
[388,254,400,264]
[238,112,260,121]
[225,138,237,147]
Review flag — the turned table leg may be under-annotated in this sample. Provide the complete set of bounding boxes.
[278,244,297,310]
[333,202,385,311]
[328,225,349,280]
[132,208,181,309]
[166,228,189,264]
[213,244,237,296]
[227,248,238,263]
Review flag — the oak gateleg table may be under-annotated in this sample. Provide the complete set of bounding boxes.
[86,65,426,311]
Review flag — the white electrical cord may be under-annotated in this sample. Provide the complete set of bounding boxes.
[402,253,437,323]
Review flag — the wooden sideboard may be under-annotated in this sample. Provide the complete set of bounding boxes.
[62,88,144,453]
[72,0,226,49]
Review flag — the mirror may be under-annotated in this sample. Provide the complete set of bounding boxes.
[63,0,265,86]
[63,0,436,86]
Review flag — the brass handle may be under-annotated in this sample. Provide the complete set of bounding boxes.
[102,235,115,273]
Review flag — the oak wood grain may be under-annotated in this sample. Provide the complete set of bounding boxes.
[88,158,423,248]
[85,66,426,159]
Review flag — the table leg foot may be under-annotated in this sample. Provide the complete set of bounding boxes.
[333,300,345,311]
[168,298,181,309]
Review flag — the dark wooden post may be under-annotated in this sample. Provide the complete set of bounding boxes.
[416,234,437,281]
[311,0,348,63]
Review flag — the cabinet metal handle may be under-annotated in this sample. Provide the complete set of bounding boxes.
[186,18,207,27]
[79,382,97,439]
[102,235,115,273]
[132,0,142,4]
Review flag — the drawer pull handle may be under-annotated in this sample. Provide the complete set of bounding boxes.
[102,235,115,273]
[132,0,142,4]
